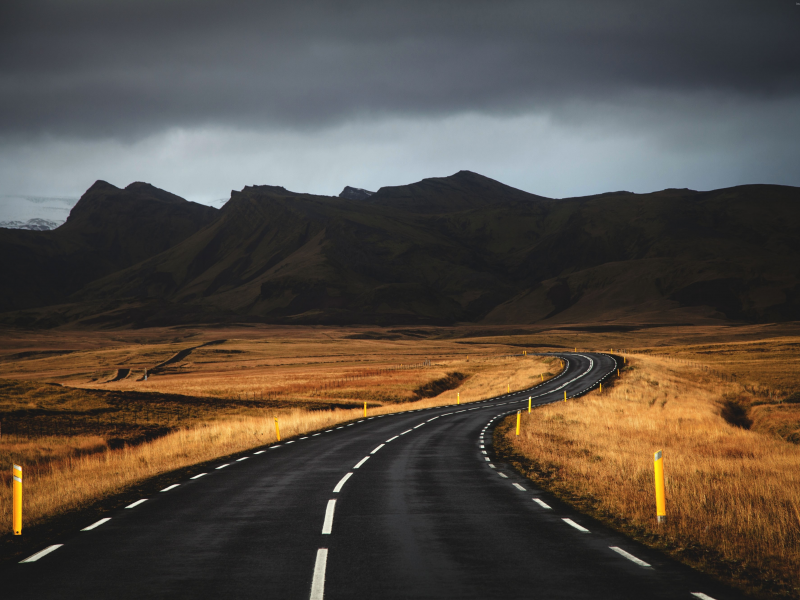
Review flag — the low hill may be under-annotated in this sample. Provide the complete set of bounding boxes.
[2,172,799,327]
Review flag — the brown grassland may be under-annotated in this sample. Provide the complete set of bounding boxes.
[1,321,800,597]
[499,340,800,598]
[0,324,559,559]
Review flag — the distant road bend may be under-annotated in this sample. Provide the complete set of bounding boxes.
[6,353,744,599]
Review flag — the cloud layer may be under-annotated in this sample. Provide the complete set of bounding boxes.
[1,0,798,203]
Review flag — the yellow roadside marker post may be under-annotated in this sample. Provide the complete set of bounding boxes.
[564,391,567,402]
[457,392,460,405]
[516,410,521,436]
[507,383,510,394]
[274,418,281,442]
[540,373,544,381]
[654,450,666,524]
[617,368,620,377]
[528,397,531,413]
[599,383,602,392]
[13,463,22,535]
[364,402,367,417]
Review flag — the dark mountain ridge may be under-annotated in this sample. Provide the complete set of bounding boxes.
[0,181,217,313]
[1,171,798,328]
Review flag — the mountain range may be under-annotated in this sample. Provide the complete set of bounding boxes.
[1,171,798,328]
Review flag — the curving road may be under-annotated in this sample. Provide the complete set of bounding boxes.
[5,353,745,599]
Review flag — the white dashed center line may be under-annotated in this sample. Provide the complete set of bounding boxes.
[400,429,413,435]
[370,444,385,454]
[216,464,230,469]
[512,483,526,491]
[533,498,551,509]
[488,464,496,468]
[19,545,63,563]
[691,594,718,600]
[125,499,147,509]
[333,472,353,493]
[413,423,425,429]
[190,473,207,479]
[484,457,491,462]
[270,445,281,449]
[236,457,249,461]
[385,436,399,442]
[322,499,337,534]
[81,518,111,531]
[562,518,589,532]
[253,450,265,454]
[353,456,370,469]
[498,473,508,478]
[160,484,180,492]
[609,546,651,567]
[312,433,321,436]
[309,548,328,600]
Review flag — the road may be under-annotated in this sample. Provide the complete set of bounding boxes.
[5,353,745,599]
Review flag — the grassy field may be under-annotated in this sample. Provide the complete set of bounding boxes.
[0,325,558,544]
[499,343,800,599]
[1,321,799,595]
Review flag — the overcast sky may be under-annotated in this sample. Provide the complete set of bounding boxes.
[1,0,798,210]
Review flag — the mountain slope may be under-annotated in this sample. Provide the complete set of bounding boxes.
[0,181,217,313]
[3,172,799,327]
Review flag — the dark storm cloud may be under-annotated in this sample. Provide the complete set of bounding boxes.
[1,0,798,140]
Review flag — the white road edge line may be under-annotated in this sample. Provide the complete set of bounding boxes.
[354,456,370,469]
[216,464,230,469]
[322,499,337,534]
[236,457,249,461]
[81,517,111,531]
[125,499,147,509]
[161,484,180,492]
[253,450,265,454]
[512,483,526,491]
[370,444,385,454]
[533,498,551,509]
[190,473,207,479]
[562,518,589,532]
[333,472,353,493]
[609,546,651,567]
[20,545,63,563]
[309,548,328,600]
[691,594,718,600]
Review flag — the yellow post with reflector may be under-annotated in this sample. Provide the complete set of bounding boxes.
[364,402,367,417]
[654,450,666,524]
[274,418,281,442]
[13,463,22,535]
[600,383,602,392]
[516,410,521,436]
[457,392,460,405]
[564,391,567,402]
[507,383,510,393]
[528,397,531,413]
[540,373,543,381]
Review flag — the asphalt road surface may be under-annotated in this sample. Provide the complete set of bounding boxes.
[5,353,747,599]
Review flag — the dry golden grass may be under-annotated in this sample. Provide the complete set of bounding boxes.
[0,334,553,539]
[502,352,800,597]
